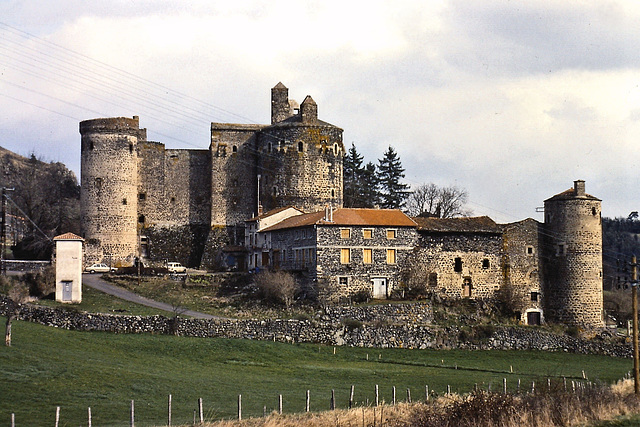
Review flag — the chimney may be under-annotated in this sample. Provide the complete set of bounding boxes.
[271,82,290,124]
[258,204,263,216]
[300,95,318,123]
[574,180,585,197]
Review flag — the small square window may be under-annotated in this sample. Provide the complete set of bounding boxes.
[454,257,463,272]
[363,229,373,239]
[340,229,351,239]
[138,193,146,201]
[526,246,534,255]
[482,259,490,269]
[339,277,348,286]
[386,229,396,239]
[531,291,539,302]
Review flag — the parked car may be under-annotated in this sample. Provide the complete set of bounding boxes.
[85,263,117,274]
[167,262,186,273]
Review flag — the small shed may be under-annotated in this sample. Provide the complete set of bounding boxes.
[53,232,84,303]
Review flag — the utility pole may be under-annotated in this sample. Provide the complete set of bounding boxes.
[1,188,15,276]
[632,255,639,395]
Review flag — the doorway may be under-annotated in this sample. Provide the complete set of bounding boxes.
[372,278,388,299]
[62,281,73,302]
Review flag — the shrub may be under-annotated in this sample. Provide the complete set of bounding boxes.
[254,270,298,308]
[24,266,55,298]
[342,317,363,331]
[351,289,371,304]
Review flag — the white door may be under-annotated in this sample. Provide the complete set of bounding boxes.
[62,281,73,301]
[372,278,388,299]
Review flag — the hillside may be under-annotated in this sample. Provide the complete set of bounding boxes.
[0,146,80,259]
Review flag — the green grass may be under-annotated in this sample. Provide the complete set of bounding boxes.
[0,317,633,426]
[32,285,172,316]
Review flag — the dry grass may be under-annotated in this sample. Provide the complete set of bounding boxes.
[190,380,640,427]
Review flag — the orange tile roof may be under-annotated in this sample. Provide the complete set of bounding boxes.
[262,208,416,232]
[53,232,84,241]
[246,206,304,222]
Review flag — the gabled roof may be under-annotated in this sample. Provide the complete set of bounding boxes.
[53,232,84,241]
[246,206,304,222]
[262,208,417,232]
[413,216,502,234]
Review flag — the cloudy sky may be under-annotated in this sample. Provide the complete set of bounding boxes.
[1,0,639,223]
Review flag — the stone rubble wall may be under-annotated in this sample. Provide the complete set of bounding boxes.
[0,296,629,358]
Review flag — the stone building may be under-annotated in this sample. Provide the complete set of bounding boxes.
[53,232,84,303]
[257,208,417,299]
[80,83,343,268]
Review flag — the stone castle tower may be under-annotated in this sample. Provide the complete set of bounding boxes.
[80,83,343,267]
[80,117,146,265]
[542,180,603,327]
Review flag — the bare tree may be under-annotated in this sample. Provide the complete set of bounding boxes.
[4,279,28,346]
[255,270,298,309]
[405,183,471,218]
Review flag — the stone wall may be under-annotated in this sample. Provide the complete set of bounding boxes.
[6,260,50,272]
[0,296,628,357]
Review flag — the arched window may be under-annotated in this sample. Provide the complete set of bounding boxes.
[298,141,304,152]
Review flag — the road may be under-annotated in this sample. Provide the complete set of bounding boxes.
[82,273,218,319]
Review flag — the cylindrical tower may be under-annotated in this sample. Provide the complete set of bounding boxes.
[543,180,603,327]
[259,94,343,213]
[80,116,144,266]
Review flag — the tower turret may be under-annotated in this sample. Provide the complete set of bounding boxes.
[271,82,291,124]
[542,180,603,327]
[80,116,144,266]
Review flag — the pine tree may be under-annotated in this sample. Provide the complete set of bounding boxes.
[360,161,380,208]
[343,143,364,208]
[377,146,410,209]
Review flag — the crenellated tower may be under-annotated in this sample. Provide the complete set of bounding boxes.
[80,116,144,266]
[542,180,603,327]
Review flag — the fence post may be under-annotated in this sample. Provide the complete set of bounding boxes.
[278,394,283,414]
[130,400,134,427]
[168,394,172,427]
[11,413,15,427]
[531,381,535,394]
[306,389,310,412]
[503,378,507,394]
[447,385,451,395]
[349,385,354,409]
[375,384,379,406]
[88,407,92,427]
[392,386,396,405]
[406,388,411,403]
[55,406,60,427]
[198,398,203,424]
[238,395,242,420]
[331,389,335,410]
[425,385,429,402]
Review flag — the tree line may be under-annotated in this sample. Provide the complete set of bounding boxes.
[343,143,470,218]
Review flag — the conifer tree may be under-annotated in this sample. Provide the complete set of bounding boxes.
[377,146,410,209]
[343,143,364,208]
[360,161,380,208]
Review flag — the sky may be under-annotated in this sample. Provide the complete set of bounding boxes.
[1,0,639,223]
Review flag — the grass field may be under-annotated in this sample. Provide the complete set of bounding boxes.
[0,317,633,427]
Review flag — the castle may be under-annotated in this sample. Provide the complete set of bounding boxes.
[79,83,603,327]
[80,83,344,269]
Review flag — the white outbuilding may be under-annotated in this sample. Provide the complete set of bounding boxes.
[53,232,84,303]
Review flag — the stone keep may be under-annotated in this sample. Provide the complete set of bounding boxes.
[542,180,603,327]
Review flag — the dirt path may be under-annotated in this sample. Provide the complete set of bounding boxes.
[82,274,219,319]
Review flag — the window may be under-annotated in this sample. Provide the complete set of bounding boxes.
[531,291,539,302]
[386,229,396,239]
[89,141,94,150]
[428,272,438,287]
[339,277,348,286]
[557,244,566,256]
[138,215,145,223]
[482,259,490,269]
[268,142,272,153]
[363,229,373,239]
[363,248,373,264]
[340,248,350,264]
[454,257,463,272]
[386,249,396,264]
[170,197,176,204]
[331,189,335,198]
[129,143,134,153]
[122,198,127,205]
[298,141,304,152]
[340,229,351,239]
[462,278,472,297]
[138,193,146,201]
[94,177,102,188]
[232,145,238,153]
[526,246,534,255]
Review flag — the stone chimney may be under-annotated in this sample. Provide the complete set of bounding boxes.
[574,180,585,197]
[271,82,290,124]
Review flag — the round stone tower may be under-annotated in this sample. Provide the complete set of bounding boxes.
[258,84,344,213]
[543,180,603,327]
[80,116,144,266]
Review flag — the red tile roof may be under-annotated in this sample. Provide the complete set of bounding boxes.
[53,232,84,241]
[262,208,417,232]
